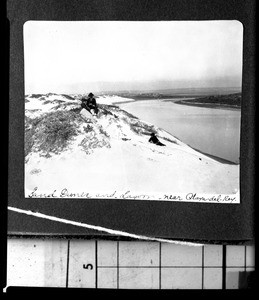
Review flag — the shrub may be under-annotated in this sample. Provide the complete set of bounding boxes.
[121,109,139,119]
[84,124,93,133]
[25,115,44,157]
[99,125,109,137]
[70,107,82,113]
[37,111,78,153]
[30,94,43,98]
[161,136,178,144]
[25,110,80,157]
[25,127,36,158]
[128,120,157,135]
[98,105,113,117]
[43,100,53,105]
[79,135,110,154]
[61,94,75,100]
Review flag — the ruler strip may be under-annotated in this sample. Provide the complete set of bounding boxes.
[117,241,119,289]
[66,240,70,288]
[222,245,226,289]
[95,240,98,288]
[201,245,204,289]
[159,242,162,289]
[6,239,253,289]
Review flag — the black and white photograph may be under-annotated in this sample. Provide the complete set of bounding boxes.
[6,0,255,291]
[24,20,242,203]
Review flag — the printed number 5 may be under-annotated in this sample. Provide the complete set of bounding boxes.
[83,264,93,270]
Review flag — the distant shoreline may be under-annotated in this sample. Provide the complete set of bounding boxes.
[107,95,242,110]
[174,100,241,110]
[111,97,196,106]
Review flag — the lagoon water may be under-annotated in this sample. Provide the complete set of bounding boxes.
[119,99,241,163]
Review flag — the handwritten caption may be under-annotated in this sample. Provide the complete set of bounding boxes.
[27,187,239,204]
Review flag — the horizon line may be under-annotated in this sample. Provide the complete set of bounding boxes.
[25,86,242,96]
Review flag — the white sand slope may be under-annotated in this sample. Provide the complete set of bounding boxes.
[24,94,239,202]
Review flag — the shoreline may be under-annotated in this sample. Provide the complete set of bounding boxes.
[174,100,241,110]
[192,147,239,165]
[114,101,239,165]
[106,97,241,111]
[115,100,239,165]
[109,97,196,106]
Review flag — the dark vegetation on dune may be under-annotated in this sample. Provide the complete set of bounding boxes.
[25,110,81,159]
[28,94,43,98]
[27,93,75,100]
[25,100,172,161]
[43,99,64,105]
[24,104,127,159]
[128,119,157,135]
[61,94,75,100]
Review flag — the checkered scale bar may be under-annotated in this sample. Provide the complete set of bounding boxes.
[6,239,255,289]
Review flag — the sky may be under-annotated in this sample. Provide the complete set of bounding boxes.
[24,21,243,94]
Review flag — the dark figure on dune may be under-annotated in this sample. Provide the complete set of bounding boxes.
[149,133,165,146]
[81,93,99,115]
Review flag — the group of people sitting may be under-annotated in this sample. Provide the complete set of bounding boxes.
[81,92,165,146]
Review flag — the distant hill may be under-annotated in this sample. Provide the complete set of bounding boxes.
[94,86,241,98]
[175,93,241,109]
[108,88,242,101]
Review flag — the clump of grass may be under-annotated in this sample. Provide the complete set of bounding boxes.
[128,120,157,135]
[30,94,43,98]
[44,99,64,105]
[120,109,139,119]
[98,105,114,117]
[84,124,93,133]
[79,135,110,154]
[25,110,80,157]
[161,136,178,144]
[99,125,110,137]
[30,168,42,175]
[61,94,75,100]
[53,102,77,110]
[37,111,78,153]
[70,107,82,113]
[25,126,36,158]
[43,100,53,105]
[25,115,44,157]
[99,104,118,110]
